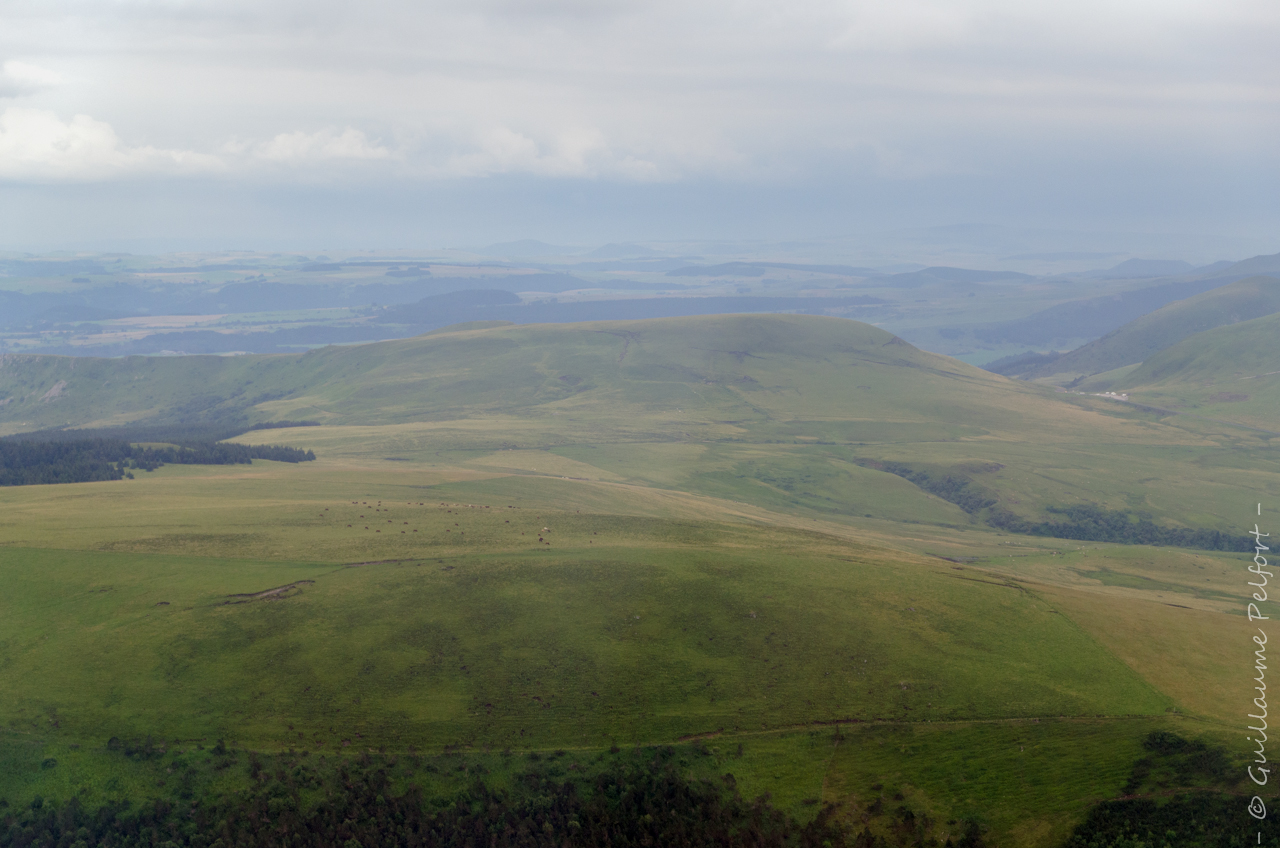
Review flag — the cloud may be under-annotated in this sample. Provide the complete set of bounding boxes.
[250,127,393,163]
[442,126,660,180]
[0,60,60,98]
[0,0,1276,239]
[8,0,1274,187]
[0,108,222,181]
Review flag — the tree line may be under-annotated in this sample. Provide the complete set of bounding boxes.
[986,503,1252,552]
[0,438,315,486]
[1064,731,1275,848]
[0,756,876,848]
[0,731,1256,848]
[857,459,1251,552]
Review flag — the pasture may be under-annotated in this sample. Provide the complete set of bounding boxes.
[0,314,1269,844]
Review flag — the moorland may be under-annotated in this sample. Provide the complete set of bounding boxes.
[0,310,1275,847]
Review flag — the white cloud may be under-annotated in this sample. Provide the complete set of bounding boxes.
[0,108,222,181]
[251,127,393,163]
[0,60,60,98]
[442,126,660,180]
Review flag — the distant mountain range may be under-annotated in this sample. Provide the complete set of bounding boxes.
[1076,258,1197,279]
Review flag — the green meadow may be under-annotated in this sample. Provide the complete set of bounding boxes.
[0,315,1272,845]
[0,536,1171,750]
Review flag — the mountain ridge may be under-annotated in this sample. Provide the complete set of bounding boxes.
[991,274,1280,380]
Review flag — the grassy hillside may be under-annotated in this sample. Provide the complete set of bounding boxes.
[0,456,1244,846]
[1103,309,1280,432]
[0,314,1046,436]
[0,313,1269,844]
[4,314,1274,536]
[0,534,1168,751]
[1014,274,1280,382]
[1120,309,1280,387]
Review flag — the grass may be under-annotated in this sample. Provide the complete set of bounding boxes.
[0,717,1234,848]
[3,314,1276,536]
[820,715,1244,847]
[1103,310,1280,433]
[0,314,1270,843]
[1022,274,1280,382]
[0,528,1171,750]
[0,457,1227,845]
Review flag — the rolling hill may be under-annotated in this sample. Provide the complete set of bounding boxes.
[1095,309,1280,432]
[1122,309,1280,387]
[0,314,1054,437]
[1219,250,1280,277]
[2,313,1272,537]
[0,313,1270,845]
[972,251,1280,354]
[996,274,1280,382]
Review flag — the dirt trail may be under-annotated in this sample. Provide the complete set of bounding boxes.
[226,580,316,601]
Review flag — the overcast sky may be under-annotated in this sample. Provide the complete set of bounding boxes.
[0,0,1276,256]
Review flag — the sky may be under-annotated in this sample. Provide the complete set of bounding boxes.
[0,0,1276,257]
